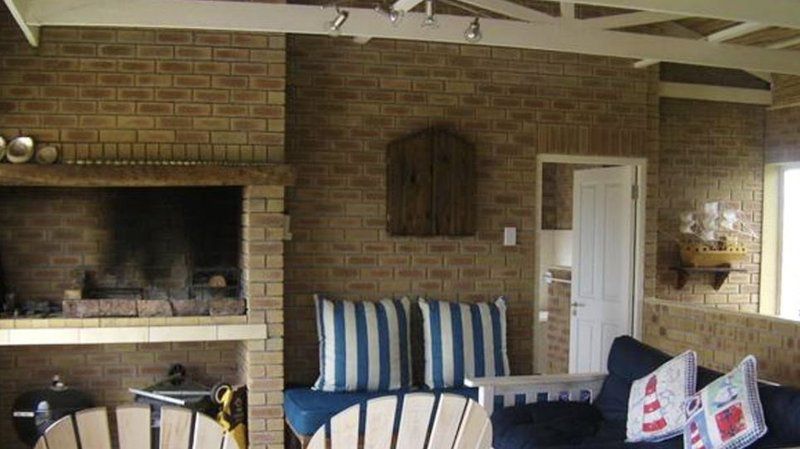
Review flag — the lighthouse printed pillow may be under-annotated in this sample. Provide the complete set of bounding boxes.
[682,356,767,449]
[626,350,698,443]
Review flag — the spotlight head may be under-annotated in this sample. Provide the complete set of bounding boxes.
[328,8,349,35]
[464,17,482,43]
[374,3,403,25]
[422,0,438,28]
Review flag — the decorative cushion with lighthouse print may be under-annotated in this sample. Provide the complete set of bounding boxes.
[682,356,767,449]
[626,350,698,443]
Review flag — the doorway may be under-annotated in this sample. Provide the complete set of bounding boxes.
[534,155,647,375]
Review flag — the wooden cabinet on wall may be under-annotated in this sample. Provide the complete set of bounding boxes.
[387,128,476,236]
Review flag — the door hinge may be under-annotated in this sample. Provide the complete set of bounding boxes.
[631,184,639,201]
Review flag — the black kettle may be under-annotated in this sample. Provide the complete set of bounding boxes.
[12,375,94,446]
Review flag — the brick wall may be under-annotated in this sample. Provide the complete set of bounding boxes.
[657,99,765,311]
[643,298,800,387]
[0,341,238,449]
[285,35,660,385]
[541,163,603,230]
[767,76,800,164]
[543,267,570,374]
[0,19,285,163]
[0,10,287,449]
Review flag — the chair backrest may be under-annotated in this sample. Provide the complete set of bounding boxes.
[307,393,492,449]
[34,404,241,449]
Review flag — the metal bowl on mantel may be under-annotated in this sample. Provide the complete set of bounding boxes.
[6,136,34,164]
[35,145,59,165]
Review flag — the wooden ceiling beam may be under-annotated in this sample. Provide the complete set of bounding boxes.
[659,82,772,106]
[537,0,800,30]
[705,22,770,43]
[3,0,39,46]
[392,0,424,13]
[456,0,556,23]
[580,11,684,29]
[767,35,800,50]
[634,21,772,82]
[560,2,574,20]
[23,0,800,75]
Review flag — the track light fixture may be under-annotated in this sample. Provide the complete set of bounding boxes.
[328,7,349,36]
[374,3,403,25]
[464,17,481,43]
[324,0,486,43]
[422,0,438,28]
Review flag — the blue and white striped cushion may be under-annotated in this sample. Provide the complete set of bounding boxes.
[313,295,412,392]
[419,297,510,389]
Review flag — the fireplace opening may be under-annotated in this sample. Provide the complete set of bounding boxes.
[0,187,244,318]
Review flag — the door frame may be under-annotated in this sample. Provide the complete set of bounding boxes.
[534,154,647,374]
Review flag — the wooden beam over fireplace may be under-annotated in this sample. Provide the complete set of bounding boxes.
[0,164,296,187]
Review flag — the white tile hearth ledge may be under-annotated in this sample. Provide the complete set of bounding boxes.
[0,316,266,346]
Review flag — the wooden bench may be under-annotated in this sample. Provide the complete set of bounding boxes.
[34,404,241,449]
[306,393,491,449]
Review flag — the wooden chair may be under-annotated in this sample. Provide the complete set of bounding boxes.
[307,393,492,449]
[34,404,241,449]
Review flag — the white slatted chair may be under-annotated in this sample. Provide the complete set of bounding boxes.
[307,393,492,449]
[34,404,241,449]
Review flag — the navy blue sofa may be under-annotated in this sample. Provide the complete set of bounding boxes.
[284,386,478,443]
[491,337,800,449]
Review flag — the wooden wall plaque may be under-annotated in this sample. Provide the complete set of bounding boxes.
[387,128,476,236]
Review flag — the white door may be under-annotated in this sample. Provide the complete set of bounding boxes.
[569,166,637,374]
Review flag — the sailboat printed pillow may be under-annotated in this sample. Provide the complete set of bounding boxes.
[626,350,698,443]
[682,356,767,449]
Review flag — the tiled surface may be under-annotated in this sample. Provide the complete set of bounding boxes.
[0,323,267,345]
[0,315,248,328]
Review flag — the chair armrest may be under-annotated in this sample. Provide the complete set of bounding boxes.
[464,373,607,416]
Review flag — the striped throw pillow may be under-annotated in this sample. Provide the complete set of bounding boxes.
[419,297,510,389]
[313,295,412,392]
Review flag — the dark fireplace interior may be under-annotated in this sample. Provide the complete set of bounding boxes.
[0,187,243,317]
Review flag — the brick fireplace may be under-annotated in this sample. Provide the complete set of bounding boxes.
[0,164,292,449]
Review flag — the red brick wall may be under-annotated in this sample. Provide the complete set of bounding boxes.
[541,163,603,230]
[767,76,800,164]
[657,99,765,311]
[0,18,285,163]
[0,9,288,449]
[644,298,800,387]
[544,268,570,374]
[284,35,661,385]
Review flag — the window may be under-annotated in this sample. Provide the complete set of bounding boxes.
[779,167,800,319]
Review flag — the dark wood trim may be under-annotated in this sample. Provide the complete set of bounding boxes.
[0,163,296,187]
[670,264,747,291]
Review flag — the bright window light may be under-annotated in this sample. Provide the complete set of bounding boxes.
[780,168,800,319]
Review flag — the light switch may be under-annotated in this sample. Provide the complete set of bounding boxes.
[539,311,549,322]
[503,227,517,246]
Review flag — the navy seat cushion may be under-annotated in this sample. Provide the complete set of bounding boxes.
[284,386,478,436]
[491,402,682,449]
[492,336,800,449]
[753,383,800,448]
[492,401,604,449]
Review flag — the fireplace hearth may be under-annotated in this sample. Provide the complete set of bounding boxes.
[0,186,243,319]
[0,163,294,449]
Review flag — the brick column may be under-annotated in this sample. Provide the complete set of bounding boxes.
[241,185,286,449]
